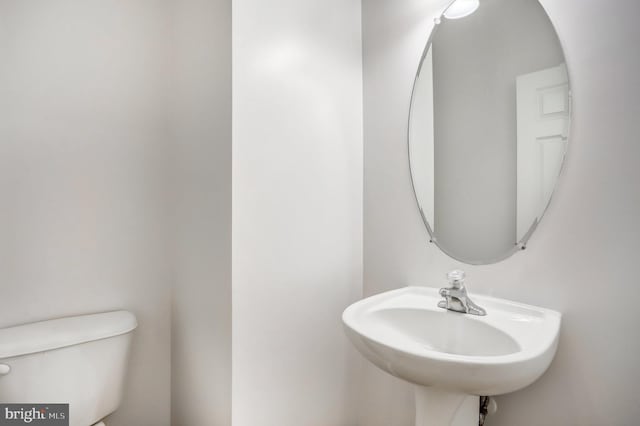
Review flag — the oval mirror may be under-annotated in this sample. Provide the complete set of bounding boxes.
[408,0,571,264]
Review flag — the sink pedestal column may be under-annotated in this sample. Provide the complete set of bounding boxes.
[414,386,478,426]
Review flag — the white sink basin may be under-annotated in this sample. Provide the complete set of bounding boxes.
[342,286,561,425]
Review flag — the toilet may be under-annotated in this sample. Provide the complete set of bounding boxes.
[0,311,137,426]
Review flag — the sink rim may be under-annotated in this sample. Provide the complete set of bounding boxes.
[342,286,562,366]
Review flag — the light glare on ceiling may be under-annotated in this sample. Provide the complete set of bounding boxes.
[443,0,480,19]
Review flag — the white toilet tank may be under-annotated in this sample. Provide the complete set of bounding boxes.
[0,311,137,426]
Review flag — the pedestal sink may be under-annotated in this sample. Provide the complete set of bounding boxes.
[342,287,561,426]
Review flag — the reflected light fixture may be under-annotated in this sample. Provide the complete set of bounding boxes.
[443,0,480,19]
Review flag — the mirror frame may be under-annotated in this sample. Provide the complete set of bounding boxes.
[406,0,573,265]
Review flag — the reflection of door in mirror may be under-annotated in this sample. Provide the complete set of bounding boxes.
[516,64,570,242]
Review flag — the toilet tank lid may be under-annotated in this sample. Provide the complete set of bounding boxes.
[0,311,137,359]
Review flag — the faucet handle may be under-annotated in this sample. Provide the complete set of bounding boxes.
[447,270,465,288]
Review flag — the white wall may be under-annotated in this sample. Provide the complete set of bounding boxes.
[232,0,363,424]
[0,1,172,425]
[169,0,232,424]
[362,0,640,424]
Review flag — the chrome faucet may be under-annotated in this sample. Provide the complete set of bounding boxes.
[438,270,486,316]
